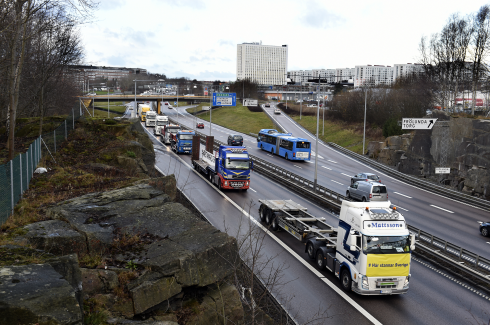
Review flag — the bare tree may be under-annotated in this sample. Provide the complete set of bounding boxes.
[470,5,490,115]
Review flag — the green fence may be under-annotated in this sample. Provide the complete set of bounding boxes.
[0,103,84,225]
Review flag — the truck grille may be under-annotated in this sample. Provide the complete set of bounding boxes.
[232,175,248,179]
[375,278,398,289]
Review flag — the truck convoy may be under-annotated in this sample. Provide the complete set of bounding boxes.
[170,130,196,154]
[258,199,415,295]
[138,104,151,122]
[162,124,181,144]
[145,111,157,127]
[192,136,252,191]
[154,116,169,136]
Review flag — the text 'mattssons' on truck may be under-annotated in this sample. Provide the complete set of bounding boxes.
[258,199,415,295]
[162,124,181,144]
[153,116,169,136]
[192,136,252,191]
[171,130,195,154]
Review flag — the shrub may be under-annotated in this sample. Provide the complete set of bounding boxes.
[382,117,403,138]
[126,150,136,158]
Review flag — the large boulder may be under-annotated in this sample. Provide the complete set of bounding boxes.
[81,268,119,296]
[0,251,83,325]
[45,178,238,316]
[22,220,87,256]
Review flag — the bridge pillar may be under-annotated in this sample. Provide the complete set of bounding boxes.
[157,100,161,114]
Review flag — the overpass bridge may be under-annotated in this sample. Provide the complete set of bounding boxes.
[80,95,212,113]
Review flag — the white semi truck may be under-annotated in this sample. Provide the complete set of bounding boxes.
[258,199,415,295]
[154,116,169,136]
[145,111,157,127]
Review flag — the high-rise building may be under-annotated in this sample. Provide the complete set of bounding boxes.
[236,42,288,85]
[392,63,424,82]
[354,65,394,87]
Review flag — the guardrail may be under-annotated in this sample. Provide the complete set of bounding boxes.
[328,142,490,212]
[167,117,490,293]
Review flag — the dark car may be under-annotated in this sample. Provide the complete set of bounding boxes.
[265,103,270,107]
[228,134,243,146]
[196,122,204,129]
[480,221,490,237]
[351,172,381,185]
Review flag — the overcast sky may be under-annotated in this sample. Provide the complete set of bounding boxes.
[79,0,487,81]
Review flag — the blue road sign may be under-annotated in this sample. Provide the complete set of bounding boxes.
[174,101,177,105]
[269,86,273,89]
[212,93,236,106]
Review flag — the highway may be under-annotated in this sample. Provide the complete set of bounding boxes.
[157,102,490,261]
[124,106,490,324]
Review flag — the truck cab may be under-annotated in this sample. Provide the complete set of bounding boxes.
[162,124,181,144]
[335,200,414,295]
[171,130,195,154]
[145,111,157,127]
[154,116,169,136]
[138,104,151,122]
[214,146,252,190]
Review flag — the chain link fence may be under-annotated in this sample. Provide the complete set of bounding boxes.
[0,103,84,225]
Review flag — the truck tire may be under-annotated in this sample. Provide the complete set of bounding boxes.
[306,242,315,260]
[316,250,326,270]
[271,213,279,231]
[265,210,273,225]
[259,205,268,222]
[340,268,352,292]
[218,178,223,190]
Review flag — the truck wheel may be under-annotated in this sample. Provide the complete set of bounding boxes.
[306,242,315,260]
[218,178,222,190]
[271,213,279,231]
[259,205,268,222]
[340,269,352,292]
[316,250,326,270]
[265,210,274,225]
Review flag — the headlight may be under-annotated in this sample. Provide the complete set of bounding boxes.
[403,275,410,289]
[224,181,228,186]
[361,275,369,290]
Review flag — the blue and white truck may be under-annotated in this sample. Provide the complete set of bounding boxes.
[192,138,252,191]
[170,130,195,154]
[258,199,415,295]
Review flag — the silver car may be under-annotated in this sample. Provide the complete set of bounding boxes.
[346,181,388,202]
[351,172,381,185]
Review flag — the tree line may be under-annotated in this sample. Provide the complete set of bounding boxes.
[1,0,96,161]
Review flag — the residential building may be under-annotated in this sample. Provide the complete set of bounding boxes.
[236,42,288,85]
[392,63,424,82]
[354,65,394,87]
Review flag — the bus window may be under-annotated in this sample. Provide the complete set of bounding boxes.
[280,139,293,150]
[296,142,310,149]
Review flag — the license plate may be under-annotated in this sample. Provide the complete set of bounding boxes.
[381,289,392,294]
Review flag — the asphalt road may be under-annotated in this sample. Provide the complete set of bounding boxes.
[156,103,490,261]
[137,115,490,325]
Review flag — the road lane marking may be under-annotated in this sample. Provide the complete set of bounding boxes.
[321,166,332,170]
[331,180,344,185]
[293,165,302,169]
[396,206,409,212]
[341,173,352,177]
[249,188,257,192]
[430,205,454,213]
[328,159,337,163]
[267,154,273,157]
[393,192,412,199]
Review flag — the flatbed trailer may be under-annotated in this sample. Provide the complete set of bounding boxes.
[258,199,415,295]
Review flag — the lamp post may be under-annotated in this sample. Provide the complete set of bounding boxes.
[193,85,197,127]
[363,86,367,155]
[313,73,321,192]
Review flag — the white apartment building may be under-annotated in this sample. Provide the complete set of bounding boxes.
[289,70,312,83]
[354,65,394,87]
[237,42,288,85]
[335,68,355,83]
[392,63,424,82]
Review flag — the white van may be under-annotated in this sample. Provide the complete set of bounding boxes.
[346,181,388,202]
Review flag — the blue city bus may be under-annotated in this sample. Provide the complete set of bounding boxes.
[257,129,311,161]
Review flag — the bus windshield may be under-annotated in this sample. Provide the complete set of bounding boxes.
[363,235,410,254]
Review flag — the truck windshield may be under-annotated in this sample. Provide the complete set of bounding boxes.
[157,121,167,126]
[226,159,249,170]
[363,235,410,254]
[169,129,180,134]
[179,134,194,140]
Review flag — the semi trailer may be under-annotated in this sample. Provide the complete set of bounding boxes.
[258,199,415,295]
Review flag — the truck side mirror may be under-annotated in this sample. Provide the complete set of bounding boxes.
[250,161,254,170]
[348,235,358,251]
[410,234,416,251]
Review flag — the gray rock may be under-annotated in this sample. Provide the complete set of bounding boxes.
[0,263,82,325]
[23,220,87,256]
[81,268,119,296]
[131,277,182,315]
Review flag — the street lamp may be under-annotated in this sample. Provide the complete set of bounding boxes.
[193,85,197,127]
